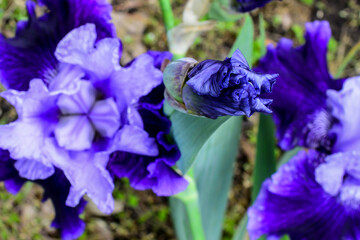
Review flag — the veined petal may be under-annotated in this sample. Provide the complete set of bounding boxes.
[44,140,114,214]
[0,0,115,90]
[14,159,54,180]
[111,125,159,157]
[256,20,344,150]
[55,24,121,80]
[110,54,163,104]
[90,98,121,138]
[328,76,360,153]
[248,150,360,240]
[54,116,95,151]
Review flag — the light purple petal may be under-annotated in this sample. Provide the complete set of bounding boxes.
[110,54,163,104]
[55,24,120,80]
[14,159,54,180]
[48,63,85,95]
[90,98,120,138]
[54,116,95,151]
[328,76,360,153]
[44,140,114,214]
[111,125,159,156]
[56,80,96,114]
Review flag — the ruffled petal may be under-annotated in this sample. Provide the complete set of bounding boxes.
[37,169,87,240]
[110,54,163,105]
[55,24,120,80]
[147,160,188,196]
[54,116,95,151]
[248,150,360,240]
[327,76,360,153]
[256,21,344,150]
[0,0,115,90]
[90,98,121,138]
[110,125,159,157]
[14,159,54,180]
[44,140,114,214]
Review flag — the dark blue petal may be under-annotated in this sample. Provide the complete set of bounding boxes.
[0,0,115,90]
[37,169,87,240]
[256,21,345,150]
[232,0,274,12]
[248,150,360,240]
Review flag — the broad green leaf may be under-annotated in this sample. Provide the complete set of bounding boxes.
[208,0,243,22]
[251,114,276,202]
[232,214,248,240]
[171,112,230,173]
[194,116,242,240]
[230,14,254,64]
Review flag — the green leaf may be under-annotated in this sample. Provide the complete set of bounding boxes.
[171,112,230,173]
[208,0,243,22]
[230,14,254,65]
[251,114,276,202]
[232,214,248,240]
[259,13,266,57]
[194,116,242,240]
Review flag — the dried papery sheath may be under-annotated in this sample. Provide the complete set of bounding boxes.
[164,49,277,119]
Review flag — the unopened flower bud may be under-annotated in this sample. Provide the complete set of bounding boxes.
[164,49,277,119]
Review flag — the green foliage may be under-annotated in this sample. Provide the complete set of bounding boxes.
[291,24,305,44]
[208,0,243,22]
[171,113,230,173]
[300,0,314,6]
[232,214,248,240]
[251,114,276,202]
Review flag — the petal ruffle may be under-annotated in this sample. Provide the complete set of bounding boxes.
[327,76,360,153]
[0,0,115,90]
[256,21,344,150]
[248,150,360,240]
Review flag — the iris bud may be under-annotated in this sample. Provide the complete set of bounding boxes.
[164,49,278,119]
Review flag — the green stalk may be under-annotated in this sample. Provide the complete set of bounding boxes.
[158,0,175,32]
[174,169,206,240]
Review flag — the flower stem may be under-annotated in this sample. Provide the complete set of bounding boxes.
[158,0,175,32]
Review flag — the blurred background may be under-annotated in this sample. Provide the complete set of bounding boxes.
[0,0,359,239]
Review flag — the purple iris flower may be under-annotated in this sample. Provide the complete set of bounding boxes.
[107,51,188,196]
[248,150,360,240]
[232,0,274,12]
[0,23,162,214]
[256,21,345,151]
[0,150,86,240]
[0,0,115,91]
[248,45,360,239]
[164,49,278,119]
[0,0,177,218]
